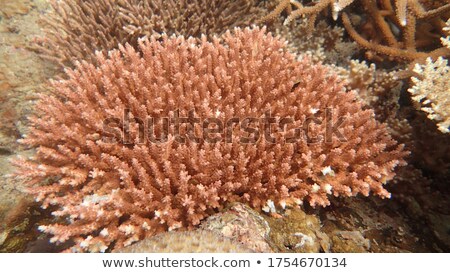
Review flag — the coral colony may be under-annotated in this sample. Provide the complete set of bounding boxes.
[11,0,450,252]
[16,28,406,252]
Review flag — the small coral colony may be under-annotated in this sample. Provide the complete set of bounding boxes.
[12,0,450,252]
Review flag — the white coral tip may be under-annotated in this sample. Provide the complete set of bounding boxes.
[311,183,321,193]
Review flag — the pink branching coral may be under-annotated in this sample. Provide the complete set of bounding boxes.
[15,27,407,252]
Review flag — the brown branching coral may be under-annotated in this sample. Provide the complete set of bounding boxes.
[261,0,353,24]
[36,0,264,68]
[15,27,406,252]
[263,0,450,62]
[119,0,264,39]
[35,0,129,68]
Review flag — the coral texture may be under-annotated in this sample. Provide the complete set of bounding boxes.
[120,0,264,40]
[273,19,358,65]
[269,16,411,140]
[337,60,402,120]
[36,0,263,68]
[15,27,406,252]
[36,0,129,67]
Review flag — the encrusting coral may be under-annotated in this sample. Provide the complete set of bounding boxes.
[35,0,264,68]
[14,27,407,252]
